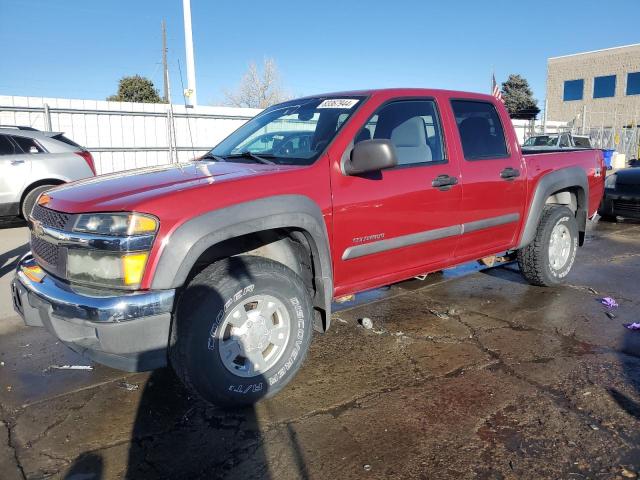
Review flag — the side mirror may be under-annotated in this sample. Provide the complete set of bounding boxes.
[344,139,398,175]
[29,146,39,154]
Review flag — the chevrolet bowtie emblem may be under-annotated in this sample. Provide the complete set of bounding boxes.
[32,219,44,237]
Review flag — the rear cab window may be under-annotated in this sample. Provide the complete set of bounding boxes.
[355,99,446,166]
[450,100,509,160]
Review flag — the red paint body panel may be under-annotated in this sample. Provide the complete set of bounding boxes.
[43,88,605,295]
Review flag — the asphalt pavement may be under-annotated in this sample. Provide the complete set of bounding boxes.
[0,217,639,479]
[0,220,28,335]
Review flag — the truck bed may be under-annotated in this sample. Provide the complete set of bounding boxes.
[521,147,595,155]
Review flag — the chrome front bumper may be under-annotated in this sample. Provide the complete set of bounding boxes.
[11,254,175,372]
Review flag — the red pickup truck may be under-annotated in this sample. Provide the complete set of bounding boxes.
[12,89,604,406]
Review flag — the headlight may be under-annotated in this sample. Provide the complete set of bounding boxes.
[605,174,617,189]
[73,213,158,236]
[67,212,158,289]
[67,250,149,288]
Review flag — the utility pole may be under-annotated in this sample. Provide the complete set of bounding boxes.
[182,0,197,106]
[161,19,169,103]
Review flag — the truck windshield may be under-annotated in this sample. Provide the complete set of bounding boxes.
[208,96,365,165]
[523,135,559,146]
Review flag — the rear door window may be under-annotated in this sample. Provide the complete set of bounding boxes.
[451,100,509,160]
[0,135,16,155]
[11,135,45,153]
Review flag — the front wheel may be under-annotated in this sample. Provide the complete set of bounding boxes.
[170,256,314,407]
[517,205,578,287]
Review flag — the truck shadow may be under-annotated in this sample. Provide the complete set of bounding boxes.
[609,328,640,420]
[123,368,270,479]
[123,257,275,479]
[0,242,29,279]
[63,256,312,479]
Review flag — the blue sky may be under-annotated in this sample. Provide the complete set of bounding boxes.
[1,0,639,107]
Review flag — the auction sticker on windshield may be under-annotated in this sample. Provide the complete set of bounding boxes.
[317,99,359,109]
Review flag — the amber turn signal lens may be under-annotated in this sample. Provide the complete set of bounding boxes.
[22,264,46,283]
[127,214,158,235]
[37,193,51,206]
[121,252,149,286]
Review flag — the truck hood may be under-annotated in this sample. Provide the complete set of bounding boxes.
[44,161,298,213]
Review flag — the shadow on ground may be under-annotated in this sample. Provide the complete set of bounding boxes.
[65,256,281,479]
[0,242,29,279]
[0,217,26,230]
[611,329,640,420]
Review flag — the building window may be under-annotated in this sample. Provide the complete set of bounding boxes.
[593,75,616,98]
[627,72,640,96]
[563,79,584,101]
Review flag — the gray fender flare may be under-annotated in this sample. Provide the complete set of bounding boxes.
[517,166,589,249]
[151,194,333,320]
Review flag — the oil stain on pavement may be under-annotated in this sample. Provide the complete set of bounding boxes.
[0,219,639,479]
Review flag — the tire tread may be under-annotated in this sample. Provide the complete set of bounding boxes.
[169,256,313,406]
[517,205,574,287]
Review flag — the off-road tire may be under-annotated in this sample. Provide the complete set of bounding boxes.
[169,255,314,407]
[21,185,54,219]
[517,205,578,287]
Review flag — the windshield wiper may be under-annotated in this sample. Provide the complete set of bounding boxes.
[224,151,276,165]
[199,152,226,162]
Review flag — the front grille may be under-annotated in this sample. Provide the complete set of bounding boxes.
[31,234,59,266]
[31,204,71,230]
[613,200,640,214]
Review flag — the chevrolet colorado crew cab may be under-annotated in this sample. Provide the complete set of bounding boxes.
[11,89,605,406]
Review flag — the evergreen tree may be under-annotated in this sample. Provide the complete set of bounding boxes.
[501,74,540,119]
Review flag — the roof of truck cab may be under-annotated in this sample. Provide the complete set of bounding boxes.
[291,88,498,102]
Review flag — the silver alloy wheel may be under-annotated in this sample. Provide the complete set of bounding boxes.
[216,294,291,378]
[548,222,572,270]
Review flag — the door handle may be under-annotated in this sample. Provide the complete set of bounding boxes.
[432,174,458,190]
[500,167,520,180]
[10,159,25,165]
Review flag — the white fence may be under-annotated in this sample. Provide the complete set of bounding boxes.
[0,95,261,174]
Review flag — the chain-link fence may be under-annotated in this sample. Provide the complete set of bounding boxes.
[553,105,640,159]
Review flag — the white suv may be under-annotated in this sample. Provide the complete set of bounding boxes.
[0,126,96,219]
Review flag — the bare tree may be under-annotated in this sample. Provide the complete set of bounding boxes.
[224,58,290,108]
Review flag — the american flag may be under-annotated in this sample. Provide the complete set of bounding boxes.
[492,74,503,102]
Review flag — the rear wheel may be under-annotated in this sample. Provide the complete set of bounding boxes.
[517,205,578,286]
[21,185,55,219]
[170,256,314,407]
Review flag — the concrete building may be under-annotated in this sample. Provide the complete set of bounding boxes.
[546,43,640,128]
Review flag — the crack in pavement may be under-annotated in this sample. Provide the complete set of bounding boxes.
[1,406,26,480]
[26,389,100,451]
[454,312,640,450]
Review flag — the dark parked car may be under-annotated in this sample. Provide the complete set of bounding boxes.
[598,167,640,220]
